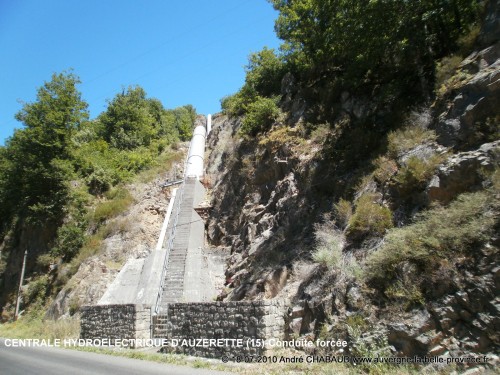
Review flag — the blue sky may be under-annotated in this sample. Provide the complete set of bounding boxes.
[0,0,281,145]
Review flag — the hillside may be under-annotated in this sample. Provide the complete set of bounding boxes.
[202,0,499,371]
[0,0,498,373]
[0,82,195,321]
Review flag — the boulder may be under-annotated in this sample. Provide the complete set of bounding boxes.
[433,42,500,148]
[426,140,499,204]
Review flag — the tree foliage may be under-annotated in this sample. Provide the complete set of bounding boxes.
[240,96,281,136]
[0,71,196,260]
[245,47,285,97]
[97,86,195,149]
[223,0,482,132]
[0,72,88,224]
[270,0,481,88]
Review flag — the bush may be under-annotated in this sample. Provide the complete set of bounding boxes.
[435,55,464,92]
[394,154,446,194]
[311,223,345,270]
[240,96,280,136]
[22,275,50,309]
[373,156,398,184]
[347,194,393,238]
[92,187,134,224]
[258,126,305,152]
[385,281,425,310]
[334,199,353,229]
[365,191,498,296]
[387,127,437,158]
[244,47,285,97]
[220,84,257,118]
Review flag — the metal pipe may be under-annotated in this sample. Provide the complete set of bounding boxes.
[185,125,206,179]
[207,114,212,135]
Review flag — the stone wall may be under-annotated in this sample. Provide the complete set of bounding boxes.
[80,304,151,346]
[155,299,289,358]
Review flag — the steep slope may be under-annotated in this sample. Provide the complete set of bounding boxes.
[46,156,187,318]
[204,22,499,371]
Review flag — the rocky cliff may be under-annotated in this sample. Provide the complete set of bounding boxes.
[204,14,500,372]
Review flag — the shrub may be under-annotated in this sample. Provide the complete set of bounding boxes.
[68,234,103,276]
[334,199,353,229]
[385,281,425,310]
[365,191,498,296]
[245,47,285,97]
[311,222,345,270]
[387,127,437,158]
[347,194,393,238]
[51,223,86,260]
[99,218,131,239]
[23,275,50,309]
[92,187,134,224]
[394,154,446,192]
[309,123,331,143]
[68,297,81,316]
[435,55,463,92]
[258,126,305,151]
[0,257,6,275]
[220,84,257,118]
[457,24,481,56]
[240,96,280,136]
[373,156,398,184]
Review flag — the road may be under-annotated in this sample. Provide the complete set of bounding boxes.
[0,339,231,375]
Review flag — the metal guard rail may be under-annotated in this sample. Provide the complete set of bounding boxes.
[153,139,193,317]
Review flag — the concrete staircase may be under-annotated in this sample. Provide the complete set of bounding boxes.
[158,178,197,309]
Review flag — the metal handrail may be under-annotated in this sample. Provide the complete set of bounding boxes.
[153,140,193,319]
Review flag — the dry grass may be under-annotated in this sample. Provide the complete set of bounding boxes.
[387,128,437,158]
[0,315,80,340]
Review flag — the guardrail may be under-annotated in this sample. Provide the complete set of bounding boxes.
[152,139,193,319]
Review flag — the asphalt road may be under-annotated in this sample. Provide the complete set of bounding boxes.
[0,339,231,375]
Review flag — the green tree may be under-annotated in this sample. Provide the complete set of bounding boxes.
[270,0,480,91]
[97,86,194,147]
[240,96,281,136]
[245,47,285,97]
[98,86,157,149]
[1,71,88,223]
[171,105,196,141]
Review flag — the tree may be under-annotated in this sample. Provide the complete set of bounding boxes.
[1,71,88,223]
[245,47,285,97]
[98,86,157,149]
[270,0,480,91]
[171,106,196,141]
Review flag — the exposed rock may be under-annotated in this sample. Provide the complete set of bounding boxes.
[426,140,500,204]
[203,14,500,369]
[477,0,500,47]
[281,72,307,125]
[47,172,176,318]
[433,42,500,149]
[340,91,374,120]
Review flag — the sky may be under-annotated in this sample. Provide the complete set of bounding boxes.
[0,0,281,145]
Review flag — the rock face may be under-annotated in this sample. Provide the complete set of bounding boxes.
[204,21,499,372]
[427,140,500,204]
[433,41,500,149]
[478,0,500,47]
